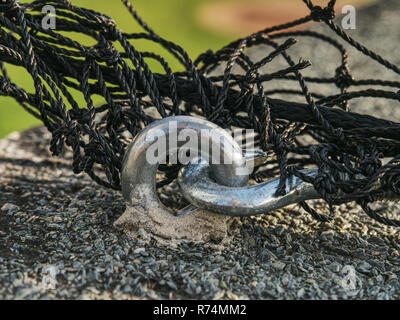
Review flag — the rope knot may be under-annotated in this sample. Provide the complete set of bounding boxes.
[310,5,335,22]
[86,43,120,64]
[360,156,380,176]
[334,66,354,89]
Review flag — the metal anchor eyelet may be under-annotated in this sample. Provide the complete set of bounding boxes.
[121,115,250,216]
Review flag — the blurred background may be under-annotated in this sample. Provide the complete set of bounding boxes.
[0,0,375,138]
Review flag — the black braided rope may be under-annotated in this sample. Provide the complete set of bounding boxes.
[1,0,400,226]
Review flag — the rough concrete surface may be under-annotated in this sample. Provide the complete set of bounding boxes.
[1,0,400,300]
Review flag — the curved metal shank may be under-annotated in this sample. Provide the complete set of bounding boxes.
[121,116,248,212]
[177,160,320,216]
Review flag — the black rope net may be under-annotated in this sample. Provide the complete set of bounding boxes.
[1,0,400,226]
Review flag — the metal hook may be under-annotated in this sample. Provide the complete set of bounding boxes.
[177,160,320,216]
[121,116,250,216]
[175,148,270,217]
